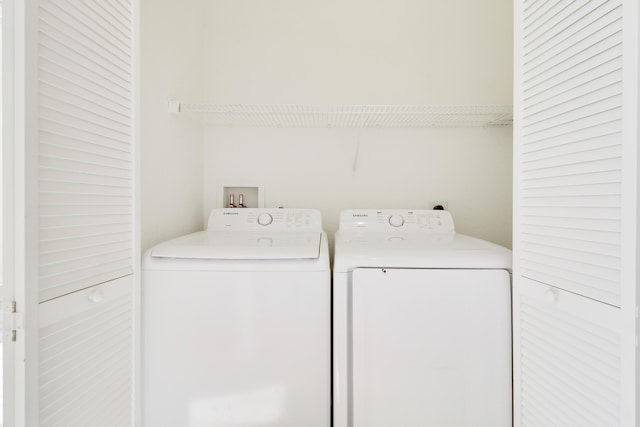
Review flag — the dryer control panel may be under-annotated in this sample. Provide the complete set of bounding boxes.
[339,209,455,232]
[208,208,323,231]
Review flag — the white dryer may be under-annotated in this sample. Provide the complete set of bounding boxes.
[142,208,330,427]
[333,209,512,427]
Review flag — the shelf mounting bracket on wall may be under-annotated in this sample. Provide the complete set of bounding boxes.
[168,99,181,113]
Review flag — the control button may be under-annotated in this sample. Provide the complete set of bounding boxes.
[257,237,273,247]
[388,215,405,227]
[257,213,273,226]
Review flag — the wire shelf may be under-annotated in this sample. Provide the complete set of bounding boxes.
[171,102,513,128]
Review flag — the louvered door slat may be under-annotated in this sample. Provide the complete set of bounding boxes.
[525,64,622,116]
[525,7,622,74]
[39,57,129,107]
[524,44,622,107]
[38,26,130,87]
[523,107,622,146]
[39,69,131,113]
[41,0,131,59]
[525,8,622,82]
[40,92,131,130]
[40,140,130,166]
[41,108,130,143]
[40,82,131,124]
[523,1,606,48]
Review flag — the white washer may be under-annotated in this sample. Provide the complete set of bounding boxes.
[333,209,512,427]
[142,208,330,427]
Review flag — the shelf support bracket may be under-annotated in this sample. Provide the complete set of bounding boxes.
[168,99,181,113]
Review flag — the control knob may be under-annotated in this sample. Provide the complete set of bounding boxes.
[257,213,273,226]
[388,215,405,227]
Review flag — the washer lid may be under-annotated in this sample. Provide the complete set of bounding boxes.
[150,230,322,260]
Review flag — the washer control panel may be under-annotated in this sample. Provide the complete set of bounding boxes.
[208,208,323,231]
[339,209,455,232]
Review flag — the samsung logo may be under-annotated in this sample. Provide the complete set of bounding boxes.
[223,212,239,215]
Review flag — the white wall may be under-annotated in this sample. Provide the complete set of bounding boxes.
[140,0,206,252]
[204,127,513,248]
[200,0,514,247]
[203,0,512,105]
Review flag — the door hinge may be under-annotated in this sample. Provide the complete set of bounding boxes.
[3,300,24,342]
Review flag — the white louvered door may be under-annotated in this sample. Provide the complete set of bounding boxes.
[38,277,133,426]
[516,278,622,425]
[513,0,638,426]
[517,0,623,307]
[38,0,134,302]
[3,0,137,425]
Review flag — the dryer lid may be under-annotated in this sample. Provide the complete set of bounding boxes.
[150,230,322,260]
[333,231,511,271]
[333,209,511,272]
